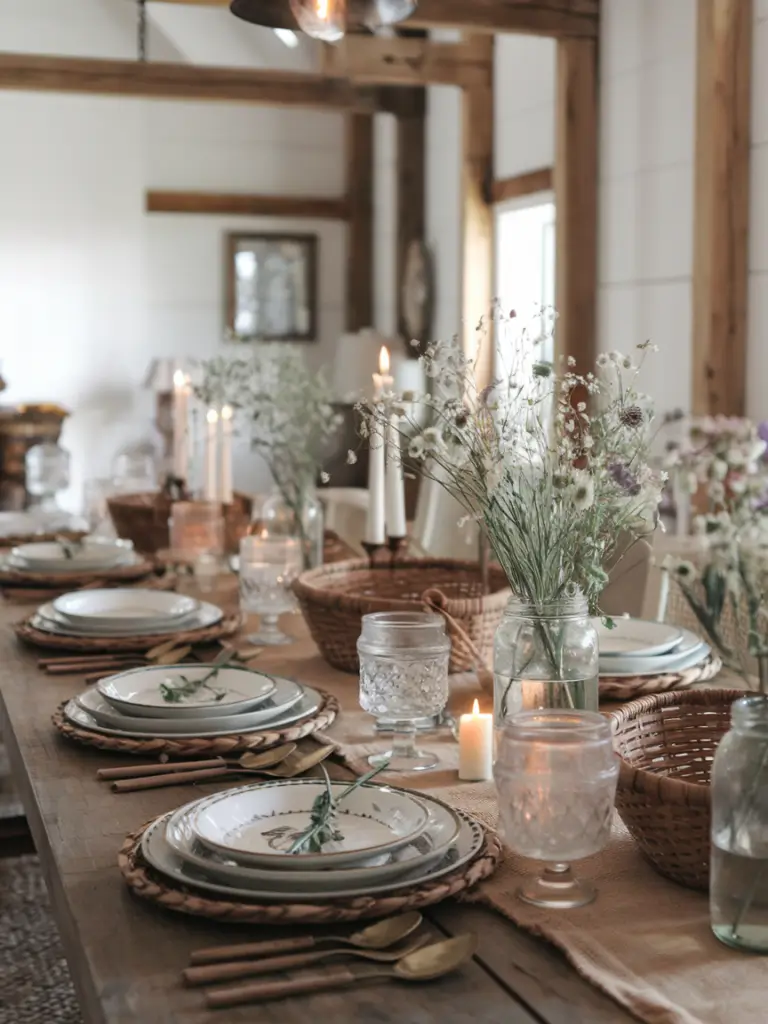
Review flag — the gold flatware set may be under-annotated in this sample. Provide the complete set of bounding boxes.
[182,914,477,1008]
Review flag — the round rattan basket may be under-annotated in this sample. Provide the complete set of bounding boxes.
[293,557,511,675]
[609,688,745,891]
[107,492,252,555]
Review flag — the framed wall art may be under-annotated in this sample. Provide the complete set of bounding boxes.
[225,232,317,342]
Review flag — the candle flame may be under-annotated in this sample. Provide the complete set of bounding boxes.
[259,527,269,539]
[206,408,219,424]
[173,369,186,388]
[316,0,329,17]
[472,699,480,716]
[221,405,233,421]
[379,346,390,375]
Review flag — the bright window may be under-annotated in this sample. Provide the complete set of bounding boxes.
[494,194,556,374]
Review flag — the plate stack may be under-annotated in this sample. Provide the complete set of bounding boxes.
[62,663,326,740]
[138,778,487,905]
[29,588,223,639]
[0,538,160,595]
[596,617,719,699]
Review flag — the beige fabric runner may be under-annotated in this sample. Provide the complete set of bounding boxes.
[256,623,768,1024]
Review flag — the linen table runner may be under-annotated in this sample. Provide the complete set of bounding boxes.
[255,632,767,1024]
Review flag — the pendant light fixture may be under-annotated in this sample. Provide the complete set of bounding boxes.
[289,0,346,42]
[229,0,417,40]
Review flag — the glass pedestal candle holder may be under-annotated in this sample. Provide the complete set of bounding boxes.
[239,534,302,646]
[357,612,451,772]
[169,501,225,558]
[494,710,618,909]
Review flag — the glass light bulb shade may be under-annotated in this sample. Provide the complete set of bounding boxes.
[289,0,346,41]
[363,0,415,28]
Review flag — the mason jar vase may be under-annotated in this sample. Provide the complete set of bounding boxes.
[493,594,599,733]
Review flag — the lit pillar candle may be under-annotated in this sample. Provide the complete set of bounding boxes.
[385,414,407,540]
[204,408,219,501]
[459,699,494,781]
[365,347,392,547]
[220,405,234,505]
[172,369,190,481]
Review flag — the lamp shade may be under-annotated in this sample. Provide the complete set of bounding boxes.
[229,0,299,29]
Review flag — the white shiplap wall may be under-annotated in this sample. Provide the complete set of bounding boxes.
[0,0,347,508]
[597,0,697,419]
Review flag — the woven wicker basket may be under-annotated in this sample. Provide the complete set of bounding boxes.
[293,557,511,675]
[108,492,252,555]
[610,688,745,891]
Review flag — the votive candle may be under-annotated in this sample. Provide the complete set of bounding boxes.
[459,699,494,781]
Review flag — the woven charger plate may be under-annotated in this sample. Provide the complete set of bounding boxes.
[599,652,723,701]
[118,816,502,925]
[0,558,158,587]
[51,691,339,757]
[13,610,242,653]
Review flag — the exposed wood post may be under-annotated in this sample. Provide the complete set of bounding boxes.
[146,191,349,219]
[461,35,495,388]
[346,112,375,331]
[692,0,753,416]
[554,37,598,374]
[396,87,427,341]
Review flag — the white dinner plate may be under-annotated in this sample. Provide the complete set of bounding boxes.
[191,779,431,869]
[600,635,711,678]
[76,682,304,733]
[9,539,134,572]
[7,551,140,574]
[52,589,199,628]
[97,664,277,718]
[31,600,223,638]
[141,808,484,903]
[165,788,461,891]
[594,618,683,658]
[63,684,321,738]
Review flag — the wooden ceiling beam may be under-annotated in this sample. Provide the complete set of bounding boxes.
[0,53,388,110]
[323,36,491,89]
[146,191,349,219]
[153,0,599,38]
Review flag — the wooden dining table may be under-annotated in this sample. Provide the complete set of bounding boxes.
[0,591,636,1024]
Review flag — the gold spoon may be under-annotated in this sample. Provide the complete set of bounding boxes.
[184,937,430,987]
[204,935,478,1009]
[189,911,424,965]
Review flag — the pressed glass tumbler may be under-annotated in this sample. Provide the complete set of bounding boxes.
[239,534,302,645]
[358,612,450,772]
[494,709,618,909]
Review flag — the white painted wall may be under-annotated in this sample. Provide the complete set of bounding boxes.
[0,1,346,509]
[597,0,697,420]
[494,34,555,180]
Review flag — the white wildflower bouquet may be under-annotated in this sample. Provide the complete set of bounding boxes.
[198,345,343,517]
[666,416,768,683]
[358,310,665,614]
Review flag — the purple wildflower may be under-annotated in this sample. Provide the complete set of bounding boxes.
[608,461,641,496]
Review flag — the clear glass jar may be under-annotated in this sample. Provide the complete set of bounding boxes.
[358,612,451,772]
[710,694,768,952]
[493,593,598,731]
[260,488,323,571]
[25,442,70,510]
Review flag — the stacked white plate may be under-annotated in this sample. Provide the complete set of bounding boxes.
[138,778,485,903]
[62,663,324,739]
[6,538,137,574]
[595,617,711,678]
[28,588,224,638]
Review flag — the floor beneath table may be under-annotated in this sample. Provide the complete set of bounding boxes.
[0,746,82,1024]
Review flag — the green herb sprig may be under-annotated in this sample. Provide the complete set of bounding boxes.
[288,761,390,856]
[159,649,237,705]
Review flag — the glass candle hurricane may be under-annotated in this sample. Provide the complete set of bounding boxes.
[169,501,225,558]
[494,709,618,909]
[238,534,302,646]
[357,611,451,772]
